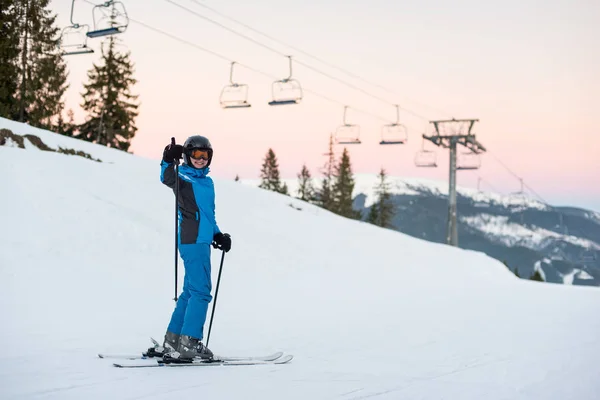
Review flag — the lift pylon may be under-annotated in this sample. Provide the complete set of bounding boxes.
[422,118,486,246]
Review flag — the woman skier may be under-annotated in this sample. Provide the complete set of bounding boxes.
[156,135,232,360]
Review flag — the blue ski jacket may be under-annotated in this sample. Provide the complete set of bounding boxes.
[160,161,221,245]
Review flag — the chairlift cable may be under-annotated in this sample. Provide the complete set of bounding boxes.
[293,58,429,120]
[486,148,548,204]
[165,0,288,57]
[477,176,502,193]
[80,1,391,122]
[165,0,430,121]
[187,0,452,119]
[184,0,556,209]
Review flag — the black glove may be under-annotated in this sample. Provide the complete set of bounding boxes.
[212,232,232,252]
[163,143,183,163]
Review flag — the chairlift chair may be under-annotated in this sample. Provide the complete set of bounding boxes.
[87,1,129,38]
[268,56,303,106]
[60,24,94,55]
[60,1,94,56]
[380,105,407,145]
[220,62,251,109]
[414,151,437,167]
[414,138,437,167]
[335,106,361,144]
[456,151,481,170]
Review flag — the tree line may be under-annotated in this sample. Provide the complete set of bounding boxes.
[258,134,396,229]
[0,0,139,151]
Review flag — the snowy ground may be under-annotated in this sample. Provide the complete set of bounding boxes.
[1,118,600,399]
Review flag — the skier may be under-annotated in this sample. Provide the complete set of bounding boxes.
[157,135,232,360]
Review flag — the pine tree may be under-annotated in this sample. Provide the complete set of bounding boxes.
[12,0,68,128]
[296,164,315,202]
[0,1,20,119]
[56,108,76,137]
[332,147,361,219]
[367,168,395,228]
[503,260,521,278]
[78,35,139,151]
[366,202,379,225]
[259,148,287,194]
[234,174,240,182]
[316,133,336,211]
[529,270,544,282]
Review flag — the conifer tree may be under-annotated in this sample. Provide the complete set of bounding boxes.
[55,108,76,137]
[316,133,336,211]
[529,269,544,282]
[332,147,361,219]
[259,148,288,194]
[11,0,68,128]
[366,201,379,225]
[234,174,240,182]
[0,1,20,119]
[296,164,315,202]
[78,36,139,151]
[366,168,395,228]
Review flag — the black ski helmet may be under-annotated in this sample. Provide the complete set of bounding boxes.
[183,135,213,168]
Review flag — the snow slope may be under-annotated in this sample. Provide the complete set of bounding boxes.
[1,118,600,400]
[242,174,600,273]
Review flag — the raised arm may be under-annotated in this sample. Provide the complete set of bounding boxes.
[160,141,184,189]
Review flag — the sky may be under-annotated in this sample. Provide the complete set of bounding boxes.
[2,120,600,399]
[49,0,600,211]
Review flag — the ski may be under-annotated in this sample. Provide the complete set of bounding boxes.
[112,354,293,368]
[98,337,284,362]
[98,351,284,362]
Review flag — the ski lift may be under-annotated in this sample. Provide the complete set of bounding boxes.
[87,1,129,38]
[268,56,303,106]
[335,106,361,144]
[414,138,437,167]
[380,105,407,145]
[456,151,481,170]
[60,0,94,55]
[60,25,94,55]
[219,62,251,109]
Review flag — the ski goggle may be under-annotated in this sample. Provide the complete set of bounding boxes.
[187,148,210,160]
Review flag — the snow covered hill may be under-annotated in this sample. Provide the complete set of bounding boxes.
[1,117,600,400]
[242,174,600,286]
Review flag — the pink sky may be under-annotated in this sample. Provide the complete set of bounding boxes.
[51,0,599,211]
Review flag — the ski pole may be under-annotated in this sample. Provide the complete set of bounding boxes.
[172,137,180,302]
[206,250,225,348]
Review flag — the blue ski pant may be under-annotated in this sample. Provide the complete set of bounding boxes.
[167,243,213,340]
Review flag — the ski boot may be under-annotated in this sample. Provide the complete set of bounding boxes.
[162,334,213,363]
[145,331,180,358]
